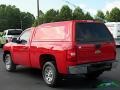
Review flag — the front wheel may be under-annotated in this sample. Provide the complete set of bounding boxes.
[4,54,16,72]
[42,61,60,87]
[0,43,2,48]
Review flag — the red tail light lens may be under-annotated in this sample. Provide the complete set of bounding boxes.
[67,48,76,62]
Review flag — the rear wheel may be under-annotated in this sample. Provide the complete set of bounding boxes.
[42,61,60,87]
[1,44,4,48]
[0,43,2,48]
[4,54,16,72]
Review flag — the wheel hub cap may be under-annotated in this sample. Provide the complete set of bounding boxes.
[44,66,54,83]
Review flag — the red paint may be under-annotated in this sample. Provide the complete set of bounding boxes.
[3,20,116,74]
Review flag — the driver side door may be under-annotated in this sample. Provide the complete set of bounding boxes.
[12,29,31,66]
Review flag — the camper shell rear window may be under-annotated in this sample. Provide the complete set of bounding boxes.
[76,23,114,43]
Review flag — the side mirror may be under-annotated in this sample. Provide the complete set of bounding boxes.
[12,38,27,44]
[20,39,27,44]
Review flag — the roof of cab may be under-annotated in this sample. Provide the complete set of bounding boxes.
[37,20,99,27]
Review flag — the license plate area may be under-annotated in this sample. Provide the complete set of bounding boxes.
[69,61,113,74]
[87,62,112,72]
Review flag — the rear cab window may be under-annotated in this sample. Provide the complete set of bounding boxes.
[75,22,114,44]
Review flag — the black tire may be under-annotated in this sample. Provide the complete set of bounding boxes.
[42,61,60,87]
[4,54,16,72]
[0,43,2,48]
[1,44,4,48]
[85,71,103,79]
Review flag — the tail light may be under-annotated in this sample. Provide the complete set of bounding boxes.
[67,47,77,62]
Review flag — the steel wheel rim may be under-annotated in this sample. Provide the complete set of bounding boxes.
[44,66,54,84]
[5,55,11,70]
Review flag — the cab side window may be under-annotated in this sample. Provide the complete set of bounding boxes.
[19,30,30,44]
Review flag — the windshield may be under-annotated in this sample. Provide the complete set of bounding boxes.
[76,23,114,43]
[8,30,22,35]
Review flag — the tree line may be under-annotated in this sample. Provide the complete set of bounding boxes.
[33,5,120,26]
[33,5,93,26]
[0,4,120,32]
[0,4,35,32]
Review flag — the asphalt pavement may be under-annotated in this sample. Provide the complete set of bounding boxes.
[0,48,120,90]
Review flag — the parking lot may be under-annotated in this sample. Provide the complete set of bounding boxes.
[0,48,120,90]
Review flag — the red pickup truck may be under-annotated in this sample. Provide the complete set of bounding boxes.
[3,20,116,87]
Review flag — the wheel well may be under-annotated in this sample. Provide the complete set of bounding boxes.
[3,51,10,62]
[40,54,56,68]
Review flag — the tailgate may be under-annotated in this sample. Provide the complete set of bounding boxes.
[76,42,116,64]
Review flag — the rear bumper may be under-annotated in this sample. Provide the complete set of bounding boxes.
[68,60,117,74]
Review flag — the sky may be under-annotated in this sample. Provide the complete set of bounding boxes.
[0,0,120,17]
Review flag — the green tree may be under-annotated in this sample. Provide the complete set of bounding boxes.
[0,5,9,31]
[39,10,44,18]
[59,5,72,21]
[0,5,21,31]
[95,10,105,22]
[73,7,85,20]
[38,10,45,24]
[84,12,93,20]
[44,9,59,23]
[105,11,110,22]
[108,7,120,22]
[33,10,44,26]
[0,4,35,32]
[20,12,35,29]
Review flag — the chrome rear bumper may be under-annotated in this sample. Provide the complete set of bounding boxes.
[69,60,117,74]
